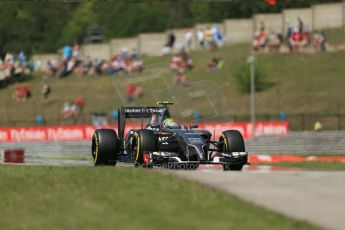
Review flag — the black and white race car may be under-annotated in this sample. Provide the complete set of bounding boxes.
[91,102,248,170]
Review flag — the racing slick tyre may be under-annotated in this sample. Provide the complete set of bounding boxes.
[132,130,158,168]
[91,129,119,166]
[219,130,246,171]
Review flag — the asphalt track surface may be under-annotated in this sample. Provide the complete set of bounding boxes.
[173,170,345,230]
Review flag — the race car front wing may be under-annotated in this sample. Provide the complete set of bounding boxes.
[149,151,248,165]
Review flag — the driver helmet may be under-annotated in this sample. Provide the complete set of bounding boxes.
[162,118,178,128]
[149,113,159,126]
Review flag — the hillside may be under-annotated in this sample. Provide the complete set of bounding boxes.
[0,28,345,130]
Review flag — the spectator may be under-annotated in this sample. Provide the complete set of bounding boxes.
[173,72,188,87]
[267,32,283,52]
[197,29,205,48]
[61,102,72,118]
[74,97,85,108]
[46,59,59,77]
[18,51,26,66]
[312,31,327,52]
[126,83,144,103]
[289,27,303,52]
[94,59,105,75]
[42,82,51,103]
[192,109,202,122]
[104,54,125,75]
[279,111,287,121]
[286,22,312,53]
[301,27,312,47]
[259,21,265,33]
[285,19,293,45]
[314,121,323,132]
[72,43,80,58]
[204,26,217,51]
[5,52,14,65]
[252,30,268,52]
[184,29,193,52]
[298,17,304,33]
[12,85,31,102]
[120,47,129,60]
[167,31,176,49]
[211,24,224,46]
[170,50,193,74]
[59,57,79,77]
[131,49,140,60]
[162,31,176,56]
[82,56,95,76]
[250,22,267,52]
[63,45,72,60]
[61,97,84,119]
[35,115,45,126]
[208,57,224,72]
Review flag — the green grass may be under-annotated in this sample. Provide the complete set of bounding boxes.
[253,161,345,171]
[1,28,345,128]
[323,27,345,42]
[0,165,319,230]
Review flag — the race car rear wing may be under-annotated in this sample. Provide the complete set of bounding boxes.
[117,106,170,148]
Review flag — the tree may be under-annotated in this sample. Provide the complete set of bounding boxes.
[60,2,97,45]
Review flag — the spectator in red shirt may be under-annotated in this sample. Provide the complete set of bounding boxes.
[289,28,303,52]
[12,85,31,102]
[126,83,144,103]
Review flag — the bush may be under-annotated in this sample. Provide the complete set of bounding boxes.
[232,62,272,94]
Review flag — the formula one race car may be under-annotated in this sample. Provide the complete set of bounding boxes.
[91,101,248,171]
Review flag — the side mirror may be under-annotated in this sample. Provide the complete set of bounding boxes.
[190,124,198,129]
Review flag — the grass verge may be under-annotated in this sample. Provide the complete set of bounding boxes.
[0,165,319,230]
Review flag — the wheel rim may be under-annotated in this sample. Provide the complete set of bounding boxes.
[91,134,99,164]
[220,135,228,152]
[132,134,141,164]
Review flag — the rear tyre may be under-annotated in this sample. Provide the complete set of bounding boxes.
[219,130,246,171]
[91,129,119,166]
[132,130,158,167]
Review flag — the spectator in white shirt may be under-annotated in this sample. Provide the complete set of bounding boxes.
[197,29,205,48]
[185,29,193,52]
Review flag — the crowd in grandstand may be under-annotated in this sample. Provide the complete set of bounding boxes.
[252,18,327,53]
[162,25,225,56]
[3,16,334,126]
[46,45,143,78]
[0,51,33,87]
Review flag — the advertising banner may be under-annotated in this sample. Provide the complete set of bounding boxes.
[0,121,288,143]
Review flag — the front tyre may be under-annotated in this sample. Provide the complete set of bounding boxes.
[219,130,246,171]
[132,130,158,167]
[91,129,119,166]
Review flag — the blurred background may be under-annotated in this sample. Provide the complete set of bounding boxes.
[0,0,344,131]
